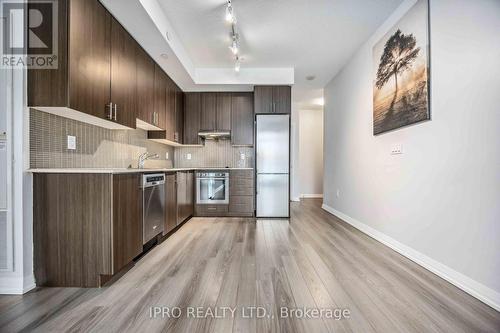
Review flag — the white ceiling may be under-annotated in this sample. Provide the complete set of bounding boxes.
[102,0,403,110]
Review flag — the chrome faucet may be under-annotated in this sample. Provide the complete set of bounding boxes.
[138,152,159,169]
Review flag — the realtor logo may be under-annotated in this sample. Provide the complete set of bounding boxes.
[1,0,58,68]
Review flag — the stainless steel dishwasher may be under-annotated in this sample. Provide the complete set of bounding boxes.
[142,173,165,244]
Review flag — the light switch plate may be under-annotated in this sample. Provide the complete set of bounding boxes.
[67,135,76,150]
[186,153,192,160]
[391,143,403,155]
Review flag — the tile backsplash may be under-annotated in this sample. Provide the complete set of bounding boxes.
[29,109,173,169]
[174,139,253,168]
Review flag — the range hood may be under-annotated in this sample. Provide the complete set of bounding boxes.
[198,131,231,140]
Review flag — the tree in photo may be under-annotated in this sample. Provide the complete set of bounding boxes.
[375,29,420,102]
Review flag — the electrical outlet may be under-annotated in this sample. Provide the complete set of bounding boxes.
[336,189,340,198]
[67,135,76,150]
[240,153,245,160]
[391,143,403,155]
[165,152,169,160]
[186,153,192,160]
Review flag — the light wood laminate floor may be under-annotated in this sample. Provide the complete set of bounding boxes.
[1,199,499,332]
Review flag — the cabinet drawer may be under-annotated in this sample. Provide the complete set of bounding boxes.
[195,204,228,216]
[229,195,254,214]
[230,178,254,194]
[230,170,254,179]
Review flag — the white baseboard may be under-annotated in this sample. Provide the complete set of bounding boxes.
[0,274,36,295]
[301,194,323,198]
[291,197,301,202]
[321,203,500,312]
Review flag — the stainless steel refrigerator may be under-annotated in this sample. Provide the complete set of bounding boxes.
[256,114,290,217]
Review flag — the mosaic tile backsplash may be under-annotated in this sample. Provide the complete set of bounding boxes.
[29,109,253,169]
[29,109,173,169]
[174,139,253,168]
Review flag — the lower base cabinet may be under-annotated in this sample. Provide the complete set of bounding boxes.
[163,171,194,235]
[164,173,177,234]
[34,173,142,288]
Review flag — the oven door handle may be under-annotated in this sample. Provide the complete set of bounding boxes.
[209,184,226,200]
[197,178,228,180]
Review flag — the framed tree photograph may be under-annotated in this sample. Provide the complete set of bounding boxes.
[373,0,430,135]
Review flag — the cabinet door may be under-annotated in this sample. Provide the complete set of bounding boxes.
[231,92,254,146]
[69,0,111,119]
[164,173,177,234]
[175,88,184,143]
[136,46,155,126]
[184,93,201,144]
[112,174,142,274]
[154,64,167,130]
[200,93,217,131]
[186,171,194,217]
[216,93,232,131]
[110,18,137,128]
[254,86,273,114]
[165,77,176,141]
[176,172,187,224]
[273,86,291,114]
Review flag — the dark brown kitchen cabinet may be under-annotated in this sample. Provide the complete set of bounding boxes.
[33,172,143,288]
[28,0,140,129]
[254,86,291,114]
[165,77,176,141]
[216,93,232,132]
[231,93,254,146]
[154,64,167,130]
[28,0,114,123]
[185,171,195,217]
[110,18,137,129]
[200,93,217,131]
[184,93,202,144]
[112,174,143,273]
[136,45,156,126]
[176,171,194,224]
[175,88,184,143]
[164,173,177,234]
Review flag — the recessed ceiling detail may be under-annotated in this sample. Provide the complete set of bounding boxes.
[102,0,403,107]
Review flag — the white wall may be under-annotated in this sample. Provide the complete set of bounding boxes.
[299,109,324,197]
[323,0,500,310]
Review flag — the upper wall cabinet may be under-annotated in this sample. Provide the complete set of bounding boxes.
[175,87,184,143]
[165,77,177,142]
[200,93,217,131]
[184,93,202,145]
[216,93,232,132]
[136,46,156,127]
[231,93,254,146]
[110,18,137,129]
[254,86,291,114]
[28,0,138,129]
[153,64,167,130]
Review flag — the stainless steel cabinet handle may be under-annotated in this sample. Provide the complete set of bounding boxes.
[107,102,113,119]
[113,104,117,121]
[272,102,276,113]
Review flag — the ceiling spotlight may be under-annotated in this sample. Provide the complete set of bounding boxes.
[225,1,235,23]
[160,53,168,59]
[306,75,316,81]
[235,57,241,72]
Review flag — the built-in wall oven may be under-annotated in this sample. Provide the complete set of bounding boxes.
[142,173,165,244]
[196,172,229,204]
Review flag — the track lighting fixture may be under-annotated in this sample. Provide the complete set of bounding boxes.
[229,37,239,55]
[225,1,235,23]
[235,57,241,72]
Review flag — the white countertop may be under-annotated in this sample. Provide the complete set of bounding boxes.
[27,167,254,174]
